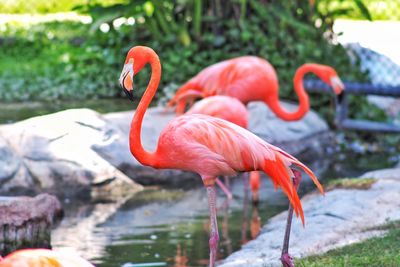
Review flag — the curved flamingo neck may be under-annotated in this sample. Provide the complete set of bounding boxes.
[268,64,316,121]
[130,49,161,166]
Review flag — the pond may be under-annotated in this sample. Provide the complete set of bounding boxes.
[50,150,396,267]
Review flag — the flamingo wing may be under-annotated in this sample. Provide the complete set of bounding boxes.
[156,114,323,223]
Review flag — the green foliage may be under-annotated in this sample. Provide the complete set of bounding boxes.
[0,0,383,127]
[317,0,400,21]
[77,0,368,102]
[297,221,400,266]
[0,0,121,14]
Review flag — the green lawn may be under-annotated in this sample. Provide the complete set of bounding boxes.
[297,221,400,266]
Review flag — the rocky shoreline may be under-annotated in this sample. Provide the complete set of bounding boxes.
[218,167,400,267]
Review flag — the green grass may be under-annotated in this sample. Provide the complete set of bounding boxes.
[0,0,122,14]
[319,0,400,21]
[326,177,376,191]
[297,221,400,266]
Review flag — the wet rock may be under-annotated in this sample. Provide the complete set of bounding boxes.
[103,102,332,185]
[0,109,142,199]
[0,193,62,255]
[218,168,400,267]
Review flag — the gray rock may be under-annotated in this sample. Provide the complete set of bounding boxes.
[103,102,332,185]
[247,101,332,156]
[0,134,21,185]
[0,102,331,192]
[0,109,142,199]
[0,193,62,254]
[218,168,400,267]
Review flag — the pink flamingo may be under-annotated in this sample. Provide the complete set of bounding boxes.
[184,93,261,203]
[0,249,94,267]
[119,46,324,267]
[166,56,344,117]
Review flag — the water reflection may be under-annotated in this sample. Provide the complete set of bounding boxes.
[52,177,287,267]
[173,245,188,267]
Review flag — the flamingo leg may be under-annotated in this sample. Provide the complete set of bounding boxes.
[249,171,261,206]
[280,169,302,267]
[242,172,249,199]
[241,175,249,244]
[206,184,219,267]
[224,175,230,190]
[216,178,233,199]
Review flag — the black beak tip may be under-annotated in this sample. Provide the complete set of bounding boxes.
[123,88,134,101]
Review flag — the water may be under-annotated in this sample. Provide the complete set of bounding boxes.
[50,150,396,267]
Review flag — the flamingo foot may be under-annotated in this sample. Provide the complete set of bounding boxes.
[216,178,233,199]
[280,253,295,267]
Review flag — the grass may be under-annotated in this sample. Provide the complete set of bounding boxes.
[297,221,400,266]
[319,0,400,21]
[325,177,376,191]
[0,0,122,14]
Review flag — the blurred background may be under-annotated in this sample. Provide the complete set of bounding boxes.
[0,0,399,125]
[1,1,400,266]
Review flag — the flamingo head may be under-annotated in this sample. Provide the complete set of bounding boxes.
[312,64,345,95]
[119,46,150,101]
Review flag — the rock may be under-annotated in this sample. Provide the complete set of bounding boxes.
[0,103,331,192]
[247,101,332,156]
[0,109,142,199]
[0,193,62,255]
[218,168,400,267]
[103,102,332,185]
[0,135,21,185]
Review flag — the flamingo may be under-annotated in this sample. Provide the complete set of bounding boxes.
[184,94,261,204]
[166,56,345,118]
[0,249,94,267]
[119,46,324,267]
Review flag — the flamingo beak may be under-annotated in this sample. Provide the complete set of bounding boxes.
[119,59,134,101]
[330,76,345,95]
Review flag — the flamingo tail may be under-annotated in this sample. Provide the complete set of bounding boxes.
[261,152,323,225]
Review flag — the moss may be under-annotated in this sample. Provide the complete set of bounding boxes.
[326,177,376,191]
